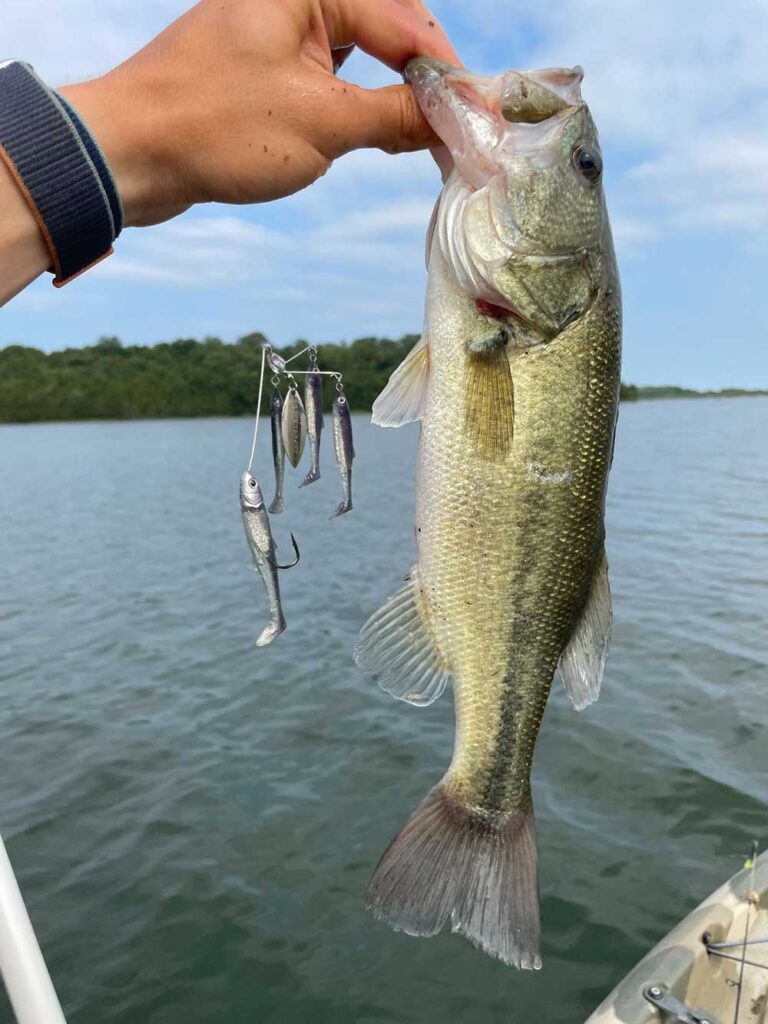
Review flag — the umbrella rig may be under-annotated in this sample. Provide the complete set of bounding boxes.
[239,344,355,645]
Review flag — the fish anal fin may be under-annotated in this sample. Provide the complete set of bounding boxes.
[372,339,429,428]
[558,548,612,710]
[354,565,449,707]
[464,338,514,461]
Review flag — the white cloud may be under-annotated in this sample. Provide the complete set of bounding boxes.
[6,1,188,83]
[93,195,433,306]
[627,134,768,234]
[6,288,59,313]
[97,258,197,286]
[444,0,768,241]
[10,0,768,250]
[610,216,657,247]
[5,0,766,363]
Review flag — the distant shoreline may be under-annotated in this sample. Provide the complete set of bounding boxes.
[0,334,765,424]
[622,386,768,401]
[1,391,765,428]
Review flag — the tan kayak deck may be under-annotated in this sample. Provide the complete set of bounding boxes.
[585,851,768,1024]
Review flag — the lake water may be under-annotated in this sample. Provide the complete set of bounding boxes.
[0,398,766,1024]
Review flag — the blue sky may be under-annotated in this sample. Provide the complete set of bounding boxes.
[3,0,767,388]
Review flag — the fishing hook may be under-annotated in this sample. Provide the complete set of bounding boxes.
[272,533,300,571]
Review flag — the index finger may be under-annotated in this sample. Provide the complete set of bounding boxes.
[331,0,460,72]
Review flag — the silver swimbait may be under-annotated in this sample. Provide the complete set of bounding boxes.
[268,388,286,514]
[300,369,324,487]
[240,472,299,646]
[331,391,354,518]
[281,387,307,468]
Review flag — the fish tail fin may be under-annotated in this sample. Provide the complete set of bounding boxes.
[366,783,541,969]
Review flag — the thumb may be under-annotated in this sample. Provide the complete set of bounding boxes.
[326,82,439,156]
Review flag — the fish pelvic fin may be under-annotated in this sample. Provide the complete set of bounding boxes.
[366,783,541,970]
[464,340,514,461]
[354,565,449,707]
[371,338,429,428]
[558,547,612,710]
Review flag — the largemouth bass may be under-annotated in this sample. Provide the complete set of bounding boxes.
[300,368,324,487]
[331,391,354,518]
[240,472,299,646]
[355,60,621,969]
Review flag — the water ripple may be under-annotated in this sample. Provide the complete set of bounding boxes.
[0,400,766,1023]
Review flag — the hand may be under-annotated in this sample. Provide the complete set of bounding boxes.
[59,0,459,227]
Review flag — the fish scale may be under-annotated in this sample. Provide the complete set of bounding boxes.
[420,251,619,841]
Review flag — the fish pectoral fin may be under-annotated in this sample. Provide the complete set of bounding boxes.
[371,338,430,428]
[354,564,450,707]
[558,548,612,711]
[464,342,514,461]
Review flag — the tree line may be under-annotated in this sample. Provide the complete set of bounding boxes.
[0,332,737,424]
[0,333,420,423]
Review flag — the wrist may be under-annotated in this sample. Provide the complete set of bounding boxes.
[0,60,123,286]
[0,157,50,303]
[58,73,187,228]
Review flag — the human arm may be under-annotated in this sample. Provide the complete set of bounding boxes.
[0,160,51,304]
[0,0,458,305]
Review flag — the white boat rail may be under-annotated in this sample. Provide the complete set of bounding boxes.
[0,832,66,1024]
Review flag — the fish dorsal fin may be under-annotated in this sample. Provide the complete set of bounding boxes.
[558,548,612,710]
[371,338,429,428]
[354,565,450,707]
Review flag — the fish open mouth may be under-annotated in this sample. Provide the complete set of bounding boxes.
[405,57,583,123]
[404,57,586,194]
[407,58,601,338]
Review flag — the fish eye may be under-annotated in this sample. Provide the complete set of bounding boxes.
[573,145,602,183]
